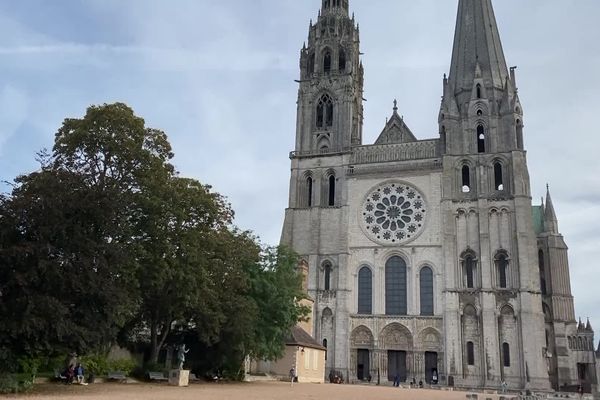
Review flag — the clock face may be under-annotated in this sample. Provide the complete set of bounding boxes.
[360,182,427,245]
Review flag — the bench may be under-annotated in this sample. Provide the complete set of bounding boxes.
[107,371,127,382]
[148,371,168,382]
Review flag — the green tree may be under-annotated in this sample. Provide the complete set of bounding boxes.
[185,245,308,375]
[134,176,240,363]
[245,246,309,360]
[0,103,174,367]
[0,102,307,378]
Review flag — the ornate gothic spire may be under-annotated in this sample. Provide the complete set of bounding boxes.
[321,0,349,16]
[544,185,559,234]
[448,0,509,103]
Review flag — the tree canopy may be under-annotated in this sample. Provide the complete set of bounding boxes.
[0,103,306,374]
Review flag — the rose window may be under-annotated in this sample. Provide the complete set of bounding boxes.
[361,182,427,244]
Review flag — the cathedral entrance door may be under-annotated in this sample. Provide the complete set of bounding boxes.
[387,350,407,382]
[424,352,438,384]
[357,349,370,381]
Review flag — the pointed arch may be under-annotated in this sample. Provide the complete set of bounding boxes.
[379,322,413,350]
[462,164,471,193]
[316,94,334,128]
[299,172,314,208]
[307,176,313,207]
[477,124,486,153]
[358,266,372,314]
[350,325,374,348]
[494,161,504,191]
[502,342,511,367]
[467,341,475,365]
[328,175,336,206]
[308,52,315,75]
[323,261,332,290]
[338,47,346,72]
[516,119,524,149]
[323,49,332,73]
[419,266,434,316]
[317,136,330,151]
[494,250,509,289]
[461,249,478,289]
[476,84,482,99]
[385,256,407,315]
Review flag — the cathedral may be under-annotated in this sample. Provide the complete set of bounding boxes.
[280,0,599,392]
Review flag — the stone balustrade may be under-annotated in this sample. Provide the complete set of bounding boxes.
[350,140,441,165]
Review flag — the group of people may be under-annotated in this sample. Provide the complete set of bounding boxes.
[60,354,87,385]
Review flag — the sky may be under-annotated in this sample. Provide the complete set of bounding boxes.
[0,0,599,337]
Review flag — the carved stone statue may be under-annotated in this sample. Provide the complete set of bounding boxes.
[177,344,189,370]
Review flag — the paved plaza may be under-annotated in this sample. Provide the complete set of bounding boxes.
[3,382,520,400]
[5,381,511,400]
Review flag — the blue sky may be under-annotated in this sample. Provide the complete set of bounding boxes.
[1,1,599,334]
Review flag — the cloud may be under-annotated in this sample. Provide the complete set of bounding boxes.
[0,43,292,72]
[0,0,598,330]
[0,86,29,154]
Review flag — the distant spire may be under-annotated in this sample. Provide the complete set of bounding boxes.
[448,0,509,103]
[393,99,398,113]
[586,318,593,332]
[541,196,545,212]
[544,185,559,234]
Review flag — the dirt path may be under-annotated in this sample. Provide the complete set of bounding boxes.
[5,381,491,400]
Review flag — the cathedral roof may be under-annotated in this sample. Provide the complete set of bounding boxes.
[374,100,417,145]
[448,0,509,100]
[532,205,545,235]
[285,326,326,351]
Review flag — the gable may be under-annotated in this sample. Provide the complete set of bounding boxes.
[375,113,417,145]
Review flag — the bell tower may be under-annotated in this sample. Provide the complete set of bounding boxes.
[440,0,550,390]
[295,0,363,153]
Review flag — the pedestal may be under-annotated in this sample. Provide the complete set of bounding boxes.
[169,369,190,387]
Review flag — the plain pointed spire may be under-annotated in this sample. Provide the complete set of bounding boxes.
[544,185,559,234]
[448,0,509,97]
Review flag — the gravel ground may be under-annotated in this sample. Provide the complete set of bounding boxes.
[4,381,509,400]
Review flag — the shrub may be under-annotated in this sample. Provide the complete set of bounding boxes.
[80,354,110,376]
[0,374,34,394]
[108,358,137,375]
[79,354,138,376]
[17,357,43,376]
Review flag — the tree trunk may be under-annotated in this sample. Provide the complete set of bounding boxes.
[149,317,173,365]
[149,319,159,364]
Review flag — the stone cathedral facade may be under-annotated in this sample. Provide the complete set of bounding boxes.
[281,0,599,392]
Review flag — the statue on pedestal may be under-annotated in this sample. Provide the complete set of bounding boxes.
[177,344,189,370]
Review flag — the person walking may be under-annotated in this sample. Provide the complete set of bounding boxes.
[289,367,297,387]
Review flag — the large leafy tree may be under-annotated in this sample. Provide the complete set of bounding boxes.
[0,102,307,375]
[135,177,240,363]
[0,103,173,367]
